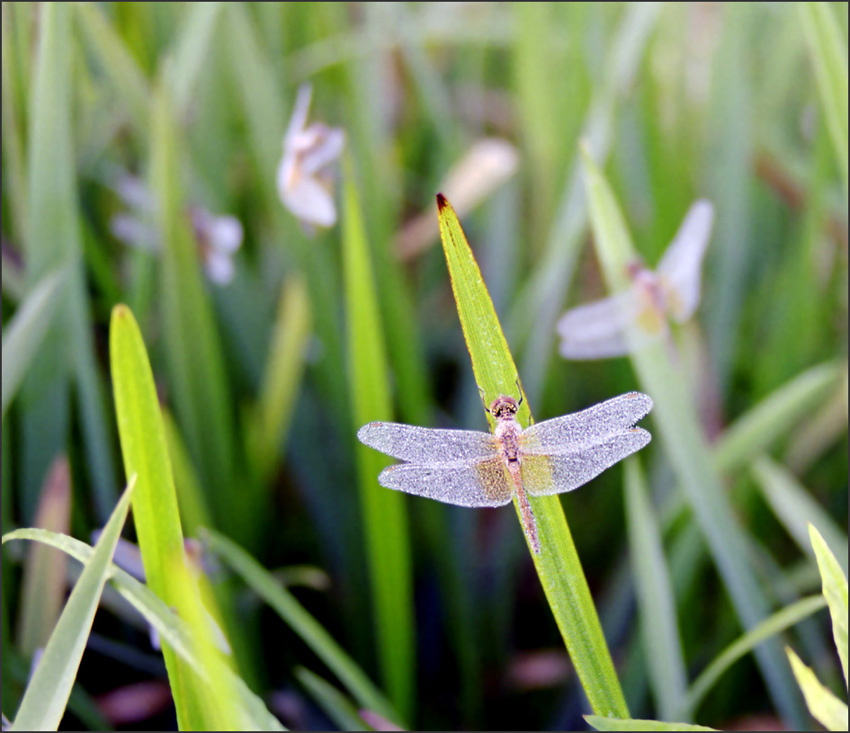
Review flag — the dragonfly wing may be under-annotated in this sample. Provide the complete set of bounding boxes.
[522,429,651,495]
[656,200,714,322]
[557,290,654,359]
[521,392,653,454]
[377,457,513,507]
[357,422,497,465]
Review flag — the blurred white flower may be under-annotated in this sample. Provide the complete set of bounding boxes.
[109,174,243,285]
[277,84,345,231]
[557,200,715,360]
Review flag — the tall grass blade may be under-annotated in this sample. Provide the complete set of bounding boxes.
[624,458,687,720]
[7,477,135,731]
[295,667,370,732]
[586,716,717,732]
[799,2,849,192]
[344,172,415,721]
[437,195,629,718]
[581,148,805,726]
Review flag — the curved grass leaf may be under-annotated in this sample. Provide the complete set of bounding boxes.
[799,2,849,192]
[437,195,629,718]
[295,667,370,732]
[1,268,66,419]
[586,715,716,732]
[202,528,399,725]
[752,458,848,573]
[1,528,284,731]
[6,478,135,731]
[677,594,826,719]
[624,458,686,721]
[713,361,842,474]
[582,147,805,727]
[787,647,848,731]
[809,524,848,687]
[343,171,414,722]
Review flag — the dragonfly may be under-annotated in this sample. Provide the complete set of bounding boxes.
[557,200,714,359]
[357,391,652,553]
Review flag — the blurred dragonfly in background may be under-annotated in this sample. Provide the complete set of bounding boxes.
[557,200,715,359]
[358,391,652,553]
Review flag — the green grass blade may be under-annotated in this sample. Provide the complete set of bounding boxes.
[150,80,241,541]
[1,3,28,245]
[799,2,849,192]
[247,275,312,484]
[7,477,135,731]
[809,524,848,687]
[165,2,223,116]
[787,647,848,731]
[73,2,150,139]
[343,172,415,722]
[752,458,848,574]
[1,528,285,731]
[295,667,370,732]
[713,362,842,474]
[678,595,827,719]
[586,716,717,732]
[110,303,207,730]
[581,147,807,726]
[1,268,66,419]
[437,195,629,718]
[203,528,400,724]
[624,458,687,721]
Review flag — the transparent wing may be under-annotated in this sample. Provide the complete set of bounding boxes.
[521,429,651,496]
[556,290,649,359]
[521,392,653,454]
[656,200,714,322]
[377,457,513,507]
[357,422,497,465]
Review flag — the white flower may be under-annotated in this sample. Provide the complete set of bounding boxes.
[557,200,715,359]
[277,84,345,231]
[109,174,243,285]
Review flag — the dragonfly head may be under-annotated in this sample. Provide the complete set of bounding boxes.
[489,395,519,421]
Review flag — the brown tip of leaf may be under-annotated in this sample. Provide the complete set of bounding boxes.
[436,192,449,210]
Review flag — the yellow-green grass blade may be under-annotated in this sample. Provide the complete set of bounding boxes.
[586,715,716,732]
[149,80,242,542]
[1,3,28,245]
[581,148,805,726]
[110,303,207,730]
[247,275,312,484]
[6,477,135,731]
[752,458,848,574]
[295,667,371,732]
[799,2,849,193]
[1,528,285,731]
[1,268,66,419]
[203,528,400,725]
[810,524,848,687]
[16,457,71,660]
[678,594,827,719]
[624,458,687,721]
[344,171,415,722]
[437,195,629,718]
[787,647,848,731]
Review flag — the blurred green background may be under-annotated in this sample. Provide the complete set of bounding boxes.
[2,2,847,730]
